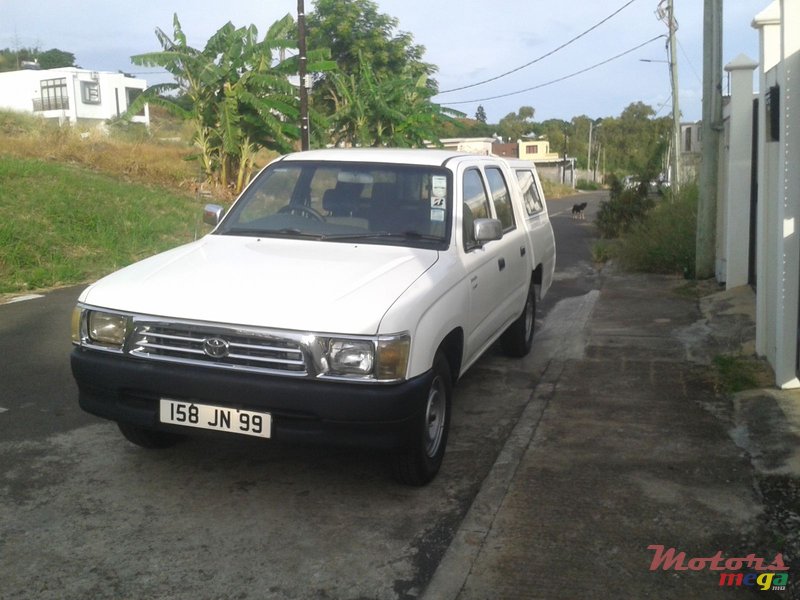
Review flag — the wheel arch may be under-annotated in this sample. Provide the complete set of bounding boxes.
[437,328,463,385]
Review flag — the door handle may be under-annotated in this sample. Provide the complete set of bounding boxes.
[498,258,506,271]
[520,246,526,257]
[470,275,478,289]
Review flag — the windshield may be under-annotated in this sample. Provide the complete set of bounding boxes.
[216,160,452,249]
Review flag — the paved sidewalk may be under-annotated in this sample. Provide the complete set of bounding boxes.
[424,270,799,599]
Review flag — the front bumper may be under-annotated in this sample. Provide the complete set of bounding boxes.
[71,349,432,450]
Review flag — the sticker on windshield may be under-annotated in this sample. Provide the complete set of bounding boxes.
[431,175,447,199]
[431,208,445,222]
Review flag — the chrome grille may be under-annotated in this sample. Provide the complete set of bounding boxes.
[129,321,308,376]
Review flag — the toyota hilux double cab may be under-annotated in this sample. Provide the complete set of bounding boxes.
[71,149,555,485]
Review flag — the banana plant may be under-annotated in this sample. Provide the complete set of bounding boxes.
[327,53,461,148]
[129,13,335,193]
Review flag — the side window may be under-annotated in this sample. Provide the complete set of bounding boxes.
[462,169,490,250]
[515,169,544,215]
[485,167,516,231]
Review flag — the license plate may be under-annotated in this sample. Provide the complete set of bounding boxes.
[159,399,271,439]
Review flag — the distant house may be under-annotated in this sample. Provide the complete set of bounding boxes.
[436,137,496,155]
[493,138,574,187]
[0,67,149,127]
[433,136,576,186]
[680,121,702,183]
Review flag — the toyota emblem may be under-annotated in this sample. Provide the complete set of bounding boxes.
[203,337,230,359]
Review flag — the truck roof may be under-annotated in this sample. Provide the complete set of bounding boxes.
[278,148,492,168]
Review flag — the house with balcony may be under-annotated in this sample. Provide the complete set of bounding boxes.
[0,67,149,127]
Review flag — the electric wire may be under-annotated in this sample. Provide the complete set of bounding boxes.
[436,0,641,95]
[441,34,665,106]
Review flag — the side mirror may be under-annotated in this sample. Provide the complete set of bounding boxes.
[474,218,503,243]
[203,204,225,227]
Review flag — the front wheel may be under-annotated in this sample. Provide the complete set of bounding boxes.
[392,352,453,486]
[501,282,536,357]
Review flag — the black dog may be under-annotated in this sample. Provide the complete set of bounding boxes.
[571,202,588,220]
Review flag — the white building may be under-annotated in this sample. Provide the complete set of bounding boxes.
[0,67,149,127]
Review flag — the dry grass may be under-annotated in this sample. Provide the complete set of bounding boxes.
[0,109,203,194]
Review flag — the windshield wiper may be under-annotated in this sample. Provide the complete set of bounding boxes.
[321,231,443,242]
[225,228,323,239]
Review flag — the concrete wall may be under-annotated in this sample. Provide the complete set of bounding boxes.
[752,0,800,388]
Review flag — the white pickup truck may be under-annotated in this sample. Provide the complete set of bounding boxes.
[71,149,555,485]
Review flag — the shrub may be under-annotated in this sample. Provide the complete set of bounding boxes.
[590,239,615,263]
[616,183,698,277]
[576,179,600,191]
[595,188,654,238]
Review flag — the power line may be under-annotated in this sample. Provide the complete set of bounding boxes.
[437,0,641,95]
[442,35,665,106]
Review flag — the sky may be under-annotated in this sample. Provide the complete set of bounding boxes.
[0,0,771,124]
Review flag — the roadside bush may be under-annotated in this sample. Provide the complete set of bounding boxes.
[576,179,600,191]
[616,183,698,277]
[590,239,616,264]
[595,187,654,238]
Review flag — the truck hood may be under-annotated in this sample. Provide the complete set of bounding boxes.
[79,235,439,335]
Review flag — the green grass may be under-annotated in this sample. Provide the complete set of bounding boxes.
[0,156,202,294]
[712,354,774,395]
[615,183,698,277]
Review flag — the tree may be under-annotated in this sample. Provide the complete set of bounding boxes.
[37,49,77,69]
[475,105,487,123]
[497,106,536,142]
[599,102,670,178]
[307,0,438,123]
[307,0,435,82]
[327,53,461,147]
[0,47,76,72]
[129,14,334,192]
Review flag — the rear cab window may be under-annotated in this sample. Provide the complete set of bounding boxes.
[514,168,544,215]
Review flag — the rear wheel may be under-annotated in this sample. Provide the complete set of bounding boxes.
[392,352,452,486]
[117,422,183,449]
[501,282,536,357]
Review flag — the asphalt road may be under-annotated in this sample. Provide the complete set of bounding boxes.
[0,191,606,600]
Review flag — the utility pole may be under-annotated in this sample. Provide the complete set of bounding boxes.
[696,0,723,279]
[667,0,681,193]
[297,0,310,151]
[657,0,681,193]
[587,120,593,180]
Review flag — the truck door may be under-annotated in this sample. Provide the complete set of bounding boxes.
[483,165,529,322]
[460,167,509,358]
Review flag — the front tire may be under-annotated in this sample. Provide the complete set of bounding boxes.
[117,422,183,449]
[501,282,536,357]
[392,352,453,486]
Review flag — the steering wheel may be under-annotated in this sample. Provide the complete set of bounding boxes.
[277,204,325,222]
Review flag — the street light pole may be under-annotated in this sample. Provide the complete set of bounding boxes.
[587,120,593,181]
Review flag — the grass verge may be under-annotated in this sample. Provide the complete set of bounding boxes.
[615,183,698,277]
[0,156,202,294]
[711,354,774,395]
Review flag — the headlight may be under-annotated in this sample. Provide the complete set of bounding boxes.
[88,311,128,346]
[328,340,374,375]
[315,333,410,381]
[72,308,129,349]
